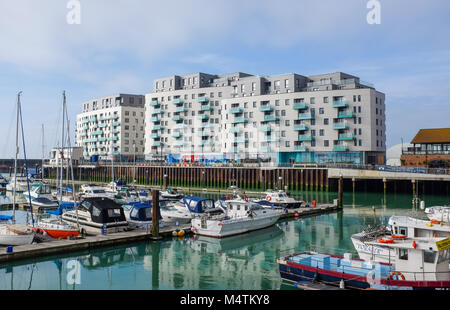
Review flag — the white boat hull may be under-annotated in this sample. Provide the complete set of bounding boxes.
[0,225,34,246]
[192,213,281,238]
[351,237,395,263]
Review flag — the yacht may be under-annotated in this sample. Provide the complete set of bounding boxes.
[253,189,304,209]
[122,202,167,230]
[0,175,8,189]
[33,216,79,240]
[6,176,33,193]
[170,196,222,217]
[191,197,283,238]
[0,223,35,246]
[24,183,59,209]
[79,184,116,199]
[160,188,184,200]
[105,180,129,195]
[352,215,450,264]
[425,206,450,223]
[61,197,129,235]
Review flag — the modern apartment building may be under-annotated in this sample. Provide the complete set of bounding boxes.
[76,94,146,162]
[145,72,386,165]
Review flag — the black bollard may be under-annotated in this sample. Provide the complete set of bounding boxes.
[152,190,160,238]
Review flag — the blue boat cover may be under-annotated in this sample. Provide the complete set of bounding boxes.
[124,202,162,221]
[182,197,215,214]
[0,215,13,221]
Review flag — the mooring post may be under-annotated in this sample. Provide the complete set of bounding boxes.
[152,189,160,239]
[352,177,356,194]
[338,175,343,208]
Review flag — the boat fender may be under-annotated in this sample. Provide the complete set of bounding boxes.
[177,230,184,237]
[431,220,441,225]
[378,238,394,244]
[389,272,405,281]
[266,196,271,202]
[412,240,417,249]
[172,230,178,237]
[191,227,197,233]
[243,195,249,202]
[392,235,406,239]
[312,200,316,208]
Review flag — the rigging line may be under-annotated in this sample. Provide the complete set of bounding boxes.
[18,101,34,227]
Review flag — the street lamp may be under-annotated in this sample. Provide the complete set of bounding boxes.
[278,176,282,190]
[202,170,206,189]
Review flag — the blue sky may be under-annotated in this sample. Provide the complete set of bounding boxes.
[0,0,449,158]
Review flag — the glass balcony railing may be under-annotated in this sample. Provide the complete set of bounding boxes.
[153,125,164,130]
[200,123,214,129]
[298,113,315,120]
[298,135,314,141]
[338,112,356,119]
[97,137,107,142]
[234,138,248,144]
[201,106,214,112]
[152,109,164,115]
[263,115,279,122]
[112,122,120,127]
[153,142,163,147]
[172,116,184,122]
[294,146,309,152]
[293,103,308,110]
[333,145,349,152]
[90,131,104,136]
[150,133,160,139]
[259,126,273,132]
[333,123,349,130]
[200,140,213,146]
[233,117,248,124]
[230,127,242,134]
[230,148,241,153]
[176,107,188,113]
[293,124,309,131]
[230,107,243,114]
[151,117,160,123]
[172,132,182,138]
[332,101,349,108]
[150,100,160,107]
[197,132,210,137]
[259,147,273,153]
[338,134,356,141]
[172,99,184,105]
[197,114,209,120]
[264,136,280,143]
[198,97,209,103]
[174,141,185,147]
[259,105,274,112]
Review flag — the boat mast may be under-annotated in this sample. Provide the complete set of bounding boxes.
[41,124,45,181]
[110,112,114,186]
[59,91,66,205]
[12,91,22,224]
[133,124,136,186]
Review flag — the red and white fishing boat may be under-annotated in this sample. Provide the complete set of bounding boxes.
[33,217,79,239]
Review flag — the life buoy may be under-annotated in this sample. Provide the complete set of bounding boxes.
[266,196,271,202]
[378,238,394,244]
[389,272,405,281]
[431,220,441,225]
[226,194,233,201]
[243,195,249,202]
[392,234,406,239]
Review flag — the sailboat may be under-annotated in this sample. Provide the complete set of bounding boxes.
[32,91,79,240]
[0,92,35,246]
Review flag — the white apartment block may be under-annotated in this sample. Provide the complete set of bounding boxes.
[145,72,386,165]
[76,94,146,161]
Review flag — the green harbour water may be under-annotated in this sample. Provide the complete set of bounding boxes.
[0,189,448,290]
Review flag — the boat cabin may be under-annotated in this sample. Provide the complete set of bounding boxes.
[122,202,162,222]
[78,198,127,224]
[181,197,216,214]
[367,236,450,281]
[224,200,265,218]
[389,216,450,239]
[32,183,52,195]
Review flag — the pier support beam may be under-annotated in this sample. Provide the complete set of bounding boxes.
[152,189,160,239]
[338,175,343,208]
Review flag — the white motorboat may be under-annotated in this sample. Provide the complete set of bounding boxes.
[425,206,450,223]
[80,184,116,199]
[253,189,304,209]
[191,197,283,238]
[114,188,141,205]
[159,204,192,225]
[0,175,8,189]
[25,183,59,208]
[62,197,128,235]
[25,196,59,209]
[160,188,184,200]
[6,176,33,193]
[122,202,168,230]
[170,196,221,217]
[352,215,450,264]
[105,180,129,194]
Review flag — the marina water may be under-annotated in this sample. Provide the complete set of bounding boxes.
[0,189,448,290]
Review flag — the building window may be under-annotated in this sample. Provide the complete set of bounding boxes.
[285,79,289,88]
[285,99,290,106]
[358,95,361,102]
[252,83,256,91]
[319,129,324,136]
[310,97,315,104]
[285,141,290,147]
[353,95,356,102]
[324,118,329,125]
[323,97,329,103]
[324,140,329,147]
[399,249,408,260]
[319,108,324,114]
[285,120,290,126]
[275,100,280,106]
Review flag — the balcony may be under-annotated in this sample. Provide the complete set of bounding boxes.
[338,112,356,119]
[298,135,314,142]
[338,134,356,141]
[109,136,119,142]
[112,151,120,156]
[90,131,104,136]
[233,117,248,124]
[263,115,280,122]
[152,142,163,147]
[293,103,308,110]
[333,122,349,130]
[333,145,349,152]
[230,148,241,153]
[172,116,184,122]
[332,101,349,108]
[152,109,164,115]
[234,138,248,144]
[294,146,309,152]
[201,106,214,112]
[259,105,274,112]
[176,107,188,113]
[82,126,89,130]
[293,124,309,131]
[172,99,184,105]
[264,136,280,143]
[200,123,214,129]
[174,141,185,147]
[298,113,315,120]
[259,147,273,153]
[230,127,242,134]
[97,137,107,142]
[82,119,89,124]
[229,107,243,114]
[150,100,160,107]
[112,122,120,127]
[98,123,108,128]
[259,126,273,132]
[89,117,98,122]
[150,133,160,139]
[198,97,210,103]
[197,132,210,137]
[197,114,209,120]
[153,125,164,130]
[200,140,213,146]
[151,117,161,123]
[84,138,98,143]
[172,132,182,138]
